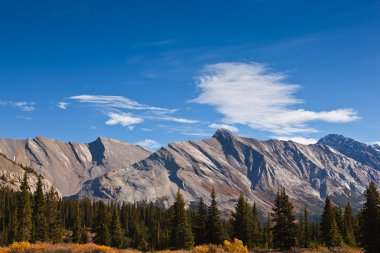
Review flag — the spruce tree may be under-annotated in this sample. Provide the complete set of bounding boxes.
[264,213,272,249]
[271,187,296,250]
[72,205,82,243]
[360,182,380,253]
[343,203,356,246]
[192,197,207,245]
[110,207,123,248]
[320,197,342,247]
[299,206,310,248]
[252,202,261,246]
[32,176,47,242]
[207,188,224,244]
[17,172,32,242]
[45,186,62,243]
[169,189,194,249]
[232,193,254,248]
[93,201,111,246]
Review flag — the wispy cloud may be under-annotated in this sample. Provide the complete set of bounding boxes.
[70,95,173,113]
[69,94,199,129]
[274,136,318,145]
[105,112,143,129]
[16,115,32,120]
[135,139,162,150]
[192,62,359,135]
[57,102,70,109]
[209,123,238,132]
[159,116,199,124]
[0,100,36,112]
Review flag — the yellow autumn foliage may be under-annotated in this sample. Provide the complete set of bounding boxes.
[223,239,248,253]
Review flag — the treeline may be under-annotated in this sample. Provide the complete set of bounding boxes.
[1,172,380,252]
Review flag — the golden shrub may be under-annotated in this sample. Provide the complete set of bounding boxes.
[223,239,248,253]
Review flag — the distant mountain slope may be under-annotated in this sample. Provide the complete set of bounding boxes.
[317,134,380,171]
[0,153,54,193]
[0,137,151,196]
[75,129,380,214]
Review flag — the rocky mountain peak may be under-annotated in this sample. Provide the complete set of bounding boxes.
[318,134,380,171]
[212,128,238,143]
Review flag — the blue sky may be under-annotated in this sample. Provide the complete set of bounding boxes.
[0,0,379,149]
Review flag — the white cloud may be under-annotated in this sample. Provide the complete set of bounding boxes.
[70,95,174,113]
[192,62,359,135]
[57,102,69,109]
[208,123,238,132]
[16,116,32,120]
[105,112,143,129]
[159,116,199,124]
[135,139,162,150]
[275,136,318,145]
[12,101,35,112]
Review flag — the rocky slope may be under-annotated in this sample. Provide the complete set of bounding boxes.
[75,129,380,214]
[0,137,151,196]
[318,134,380,171]
[0,154,54,193]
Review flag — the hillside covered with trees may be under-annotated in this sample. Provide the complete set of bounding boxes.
[1,172,379,253]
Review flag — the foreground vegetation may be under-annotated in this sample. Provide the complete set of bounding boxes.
[0,171,379,252]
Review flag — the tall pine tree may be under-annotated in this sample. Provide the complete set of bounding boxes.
[343,203,356,246]
[207,188,224,245]
[320,197,342,247]
[93,201,111,246]
[271,187,296,250]
[32,176,47,242]
[360,182,380,253]
[192,198,207,245]
[232,193,254,248]
[169,189,194,250]
[110,207,123,248]
[17,172,32,242]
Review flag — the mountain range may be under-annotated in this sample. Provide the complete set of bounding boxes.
[1,129,380,215]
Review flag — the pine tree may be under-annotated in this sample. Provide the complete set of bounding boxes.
[264,213,272,249]
[320,197,342,247]
[299,206,310,248]
[232,193,254,248]
[252,202,261,247]
[45,186,62,243]
[93,201,111,246]
[207,189,224,244]
[110,207,123,248]
[271,187,296,250]
[192,198,207,245]
[17,172,32,242]
[360,182,380,253]
[169,189,194,249]
[343,203,356,246]
[72,205,82,243]
[32,176,47,242]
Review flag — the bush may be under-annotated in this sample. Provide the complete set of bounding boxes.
[223,239,248,253]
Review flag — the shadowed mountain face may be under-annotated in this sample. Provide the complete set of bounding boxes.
[0,137,151,196]
[75,129,380,214]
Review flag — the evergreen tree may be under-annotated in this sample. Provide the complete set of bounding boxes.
[192,198,207,245]
[133,221,149,251]
[17,172,32,242]
[299,206,310,248]
[320,197,343,247]
[93,201,111,246]
[360,182,380,253]
[110,207,123,248]
[271,187,296,250]
[45,186,62,243]
[252,202,261,246]
[72,205,82,243]
[264,213,272,249]
[32,176,47,242]
[232,193,254,248]
[169,189,194,249]
[207,189,224,244]
[343,203,356,246]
